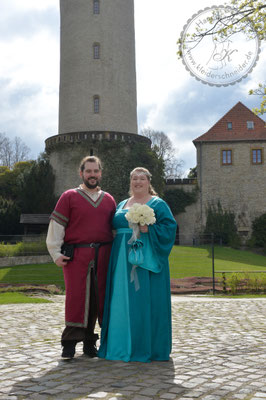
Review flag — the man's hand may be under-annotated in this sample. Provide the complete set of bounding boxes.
[55,255,71,267]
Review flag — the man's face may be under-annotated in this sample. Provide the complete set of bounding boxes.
[80,161,102,189]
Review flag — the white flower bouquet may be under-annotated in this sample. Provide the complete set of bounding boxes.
[125,203,156,291]
[125,203,156,226]
[125,203,156,244]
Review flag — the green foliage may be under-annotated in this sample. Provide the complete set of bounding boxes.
[227,273,241,294]
[163,187,198,215]
[96,140,165,203]
[204,202,240,246]
[0,196,22,235]
[0,161,33,200]
[250,213,266,249]
[18,153,57,213]
[226,272,266,294]
[0,240,48,257]
[187,166,197,178]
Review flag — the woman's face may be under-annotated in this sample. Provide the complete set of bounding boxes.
[130,173,150,196]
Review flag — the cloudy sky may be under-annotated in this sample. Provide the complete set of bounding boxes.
[0,0,265,175]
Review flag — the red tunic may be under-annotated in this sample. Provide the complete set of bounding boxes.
[50,189,116,327]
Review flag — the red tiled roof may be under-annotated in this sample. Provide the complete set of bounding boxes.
[193,102,266,143]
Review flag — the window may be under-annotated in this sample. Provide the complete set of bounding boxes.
[252,149,263,164]
[93,43,100,59]
[227,122,232,130]
[93,96,100,113]
[222,149,232,165]
[90,149,94,156]
[93,0,100,14]
[247,121,254,130]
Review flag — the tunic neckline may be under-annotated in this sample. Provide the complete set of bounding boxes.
[121,196,155,210]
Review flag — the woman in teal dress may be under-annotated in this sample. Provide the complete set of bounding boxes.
[98,167,177,362]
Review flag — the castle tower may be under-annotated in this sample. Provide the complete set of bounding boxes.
[45,0,149,197]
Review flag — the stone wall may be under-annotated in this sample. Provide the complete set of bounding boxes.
[165,179,201,245]
[0,255,52,268]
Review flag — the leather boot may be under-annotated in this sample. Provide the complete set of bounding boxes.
[83,339,98,357]
[61,340,76,359]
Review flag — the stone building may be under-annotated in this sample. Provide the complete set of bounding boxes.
[175,102,266,244]
[45,0,149,197]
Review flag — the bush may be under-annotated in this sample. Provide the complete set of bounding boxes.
[205,201,240,247]
[0,241,48,257]
[250,213,266,248]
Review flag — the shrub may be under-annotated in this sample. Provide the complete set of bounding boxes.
[250,213,266,248]
[205,201,240,247]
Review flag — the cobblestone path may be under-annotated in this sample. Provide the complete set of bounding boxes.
[0,296,266,400]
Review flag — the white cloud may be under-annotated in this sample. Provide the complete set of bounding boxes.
[0,0,265,170]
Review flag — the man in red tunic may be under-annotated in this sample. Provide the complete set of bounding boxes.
[46,156,116,359]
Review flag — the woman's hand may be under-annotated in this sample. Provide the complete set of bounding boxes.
[139,224,148,233]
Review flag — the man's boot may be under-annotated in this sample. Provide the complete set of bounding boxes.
[61,340,76,359]
[83,338,98,357]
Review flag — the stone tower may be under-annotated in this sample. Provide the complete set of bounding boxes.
[45,0,149,197]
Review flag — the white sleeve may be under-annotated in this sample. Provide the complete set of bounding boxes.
[46,219,65,262]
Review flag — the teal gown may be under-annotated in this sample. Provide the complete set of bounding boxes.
[98,196,177,362]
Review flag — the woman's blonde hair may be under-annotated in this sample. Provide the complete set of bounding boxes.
[129,167,157,196]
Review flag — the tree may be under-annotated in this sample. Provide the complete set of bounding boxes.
[178,0,266,115]
[140,128,183,178]
[97,140,165,203]
[187,166,197,178]
[0,133,31,168]
[18,153,57,214]
[0,161,33,200]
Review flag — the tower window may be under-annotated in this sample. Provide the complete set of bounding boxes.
[252,149,263,164]
[93,96,100,113]
[93,43,100,59]
[221,149,232,165]
[227,122,232,130]
[247,121,254,129]
[93,0,100,14]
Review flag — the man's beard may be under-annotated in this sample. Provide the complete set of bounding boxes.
[83,177,99,189]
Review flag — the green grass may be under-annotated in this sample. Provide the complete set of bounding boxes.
[0,292,52,304]
[0,263,65,289]
[0,246,265,288]
[169,245,266,278]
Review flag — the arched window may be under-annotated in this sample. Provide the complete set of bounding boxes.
[93,43,100,59]
[93,96,100,113]
[93,0,100,14]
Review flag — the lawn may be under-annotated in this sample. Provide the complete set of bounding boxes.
[0,246,265,304]
[0,263,65,289]
[169,245,266,278]
[0,246,265,286]
[0,292,52,304]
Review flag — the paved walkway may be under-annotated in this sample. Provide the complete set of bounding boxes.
[1,295,266,400]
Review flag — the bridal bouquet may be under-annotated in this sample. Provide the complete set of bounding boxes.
[125,203,156,227]
[125,203,156,291]
[125,203,156,243]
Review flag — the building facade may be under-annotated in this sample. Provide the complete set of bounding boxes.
[175,102,266,244]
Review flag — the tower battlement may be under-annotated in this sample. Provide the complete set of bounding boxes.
[45,131,150,153]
